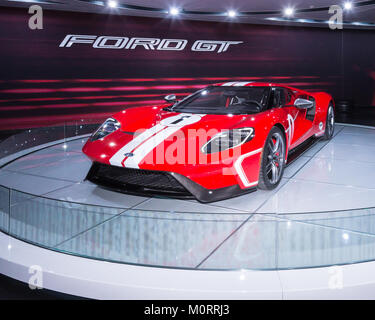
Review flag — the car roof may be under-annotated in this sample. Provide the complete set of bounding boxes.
[212,81,308,94]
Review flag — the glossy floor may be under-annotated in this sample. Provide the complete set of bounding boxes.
[1,123,375,270]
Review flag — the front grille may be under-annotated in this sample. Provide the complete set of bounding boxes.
[86,162,192,197]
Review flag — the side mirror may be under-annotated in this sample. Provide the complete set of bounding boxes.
[164,94,177,103]
[294,98,314,109]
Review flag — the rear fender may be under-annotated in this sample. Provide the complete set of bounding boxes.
[310,92,334,130]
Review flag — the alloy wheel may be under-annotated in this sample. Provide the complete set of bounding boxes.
[327,106,335,137]
[265,132,285,185]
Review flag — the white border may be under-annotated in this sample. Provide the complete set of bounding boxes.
[3,231,375,299]
[234,148,263,187]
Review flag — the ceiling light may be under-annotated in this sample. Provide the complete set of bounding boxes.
[227,10,237,18]
[169,7,180,15]
[283,7,294,17]
[107,0,117,8]
[344,1,353,10]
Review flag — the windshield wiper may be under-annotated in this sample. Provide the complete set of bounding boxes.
[163,105,178,112]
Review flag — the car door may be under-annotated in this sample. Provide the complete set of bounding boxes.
[289,93,315,148]
[272,88,314,149]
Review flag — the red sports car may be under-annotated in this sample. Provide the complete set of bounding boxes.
[83,82,335,202]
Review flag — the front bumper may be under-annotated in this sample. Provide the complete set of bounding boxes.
[86,162,256,203]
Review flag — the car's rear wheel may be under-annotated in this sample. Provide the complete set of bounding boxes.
[323,104,335,140]
[258,127,286,190]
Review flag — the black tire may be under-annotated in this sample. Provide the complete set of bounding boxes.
[323,104,335,140]
[258,126,286,190]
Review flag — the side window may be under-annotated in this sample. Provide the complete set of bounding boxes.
[280,89,287,106]
[286,90,293,105]
[271,88,286,108]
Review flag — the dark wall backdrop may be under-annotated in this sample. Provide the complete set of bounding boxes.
[0,7,374,130]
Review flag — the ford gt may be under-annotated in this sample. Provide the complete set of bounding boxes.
[83,82,335,202]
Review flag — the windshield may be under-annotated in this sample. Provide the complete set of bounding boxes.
[170,86,270,115]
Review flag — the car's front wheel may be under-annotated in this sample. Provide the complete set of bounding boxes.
[258,126,286,190]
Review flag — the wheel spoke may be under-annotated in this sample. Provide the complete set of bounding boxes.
[266,162,273,174]
[273,137,279,153]
[268,141,274,153]
[271,163,278,184]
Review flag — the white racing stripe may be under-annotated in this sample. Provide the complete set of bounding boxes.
[222,81,253,87]
[110,113,205,168]
[124,125,184,168]
[233,82,253,86]
[221,82,238,86]
[109,124,164,166]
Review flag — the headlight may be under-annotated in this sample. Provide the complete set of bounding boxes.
[201,128,255,154]
[91,118,120,141]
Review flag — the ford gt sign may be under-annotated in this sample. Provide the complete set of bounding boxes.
[59,35,243,53]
